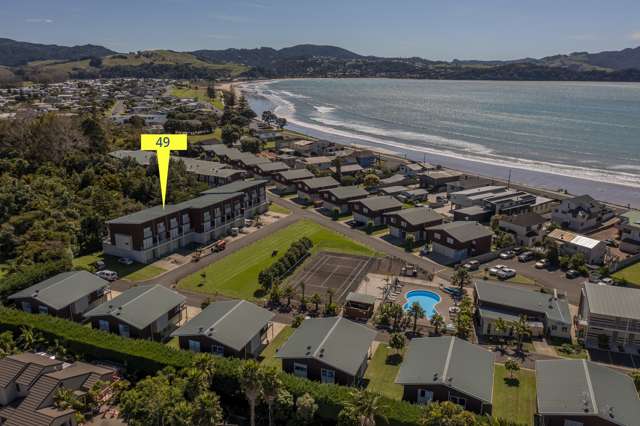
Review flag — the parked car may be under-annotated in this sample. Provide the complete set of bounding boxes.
[565,269,580,279]
[535,259,549,269]
[599,277,614,286]
[518,251,535,262]
[96,270,118,281]
[512,247,525,255]
[488,264,507,276]
[93,260,106,271]
[118,257,133,265]
[497,268,517,280]
[436,195,447,203]
[499,250,515,260]
[463,260,480,271]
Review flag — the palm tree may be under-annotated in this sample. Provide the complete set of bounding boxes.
[430,313,444,336]
[0,331,16,358]
[494,317,509,350]
[269,284,282,306]
[260,366,281,426]
[17,326,43,351]
[512,315,532,352]
[283,285,295,308]
[193,354,216,388]
[451,268,471,291]
[311,293,322,312]
[408,302,426,336]
[388,303,404,332]
[326,288,335,306]
[344,389,386,426]
[240,360,263,426]
[192,392,224,426]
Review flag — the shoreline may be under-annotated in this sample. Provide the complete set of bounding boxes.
[238,80,640,209]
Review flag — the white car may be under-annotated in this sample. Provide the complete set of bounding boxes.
[535,259,549,269]
[488,265,506,276]
[118,257,134,265]
[497,268,516,280]
[599,277,614,286]
[499,251,515,260]
[96,270,118,281]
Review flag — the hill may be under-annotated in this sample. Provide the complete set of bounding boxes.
[0,38,115,67]
[539,46,640,71]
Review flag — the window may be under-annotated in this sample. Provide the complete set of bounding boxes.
[551,325,557,331]
[212,345,224,356]
[446,237,454,244]
[417,389,433,404]
[293,362,308,378]
[38,305,49,315]
[321,369,335,384]
[143,237,154,250]
[363,208,369,214]
[118,323,130,338]
[143,227,152,238]
[21,302,32,313]
[188,339,201,352]
[563,421,583,426]
[434,233,441,240]
[449,395,467,408]
[98,320,110,332]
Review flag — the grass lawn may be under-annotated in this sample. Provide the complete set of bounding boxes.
[612,261,640,287]
[508,274,537,285]
[171,86,225,111]
[177,220,379,299]
[364,344,404,400]
[268,203,291,215]
[188,132,216,143]
[260,326,294,370]
[72,252,166,282]
[492,364,537,425]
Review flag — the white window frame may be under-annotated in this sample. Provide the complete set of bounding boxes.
[212,344,225,356]
[38,305,49,315]
[98,320,110,332]
[188,339,201,352]
[320,368,335,384]
[118,323,130,338]
[293,362,308,378]
[417,389,434,404]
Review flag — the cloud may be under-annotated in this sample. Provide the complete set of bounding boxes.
[630,31,640,41]
[25,18,53,24]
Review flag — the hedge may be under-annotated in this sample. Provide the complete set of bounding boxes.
[0,259,71,300]
[0,307,422,425]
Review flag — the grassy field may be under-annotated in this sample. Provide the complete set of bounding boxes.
[171,86,225,110]
[364,344,404,400]
[492,364,537,425]
[612,261,640,286]
[268,203,291,215]
[260,326,294,370]
[177,220,379,299]
[72,252,166,282]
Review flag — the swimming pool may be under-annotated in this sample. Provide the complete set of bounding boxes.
[403,290,441,318]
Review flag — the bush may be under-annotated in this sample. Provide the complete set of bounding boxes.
[0,259,71,301]
[258,238,313,290]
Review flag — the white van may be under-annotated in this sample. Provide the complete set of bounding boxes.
[96,270,119,281]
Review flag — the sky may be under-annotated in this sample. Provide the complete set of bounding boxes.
[2,0,640,60]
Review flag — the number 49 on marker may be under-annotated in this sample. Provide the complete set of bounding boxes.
[141,134,188,208]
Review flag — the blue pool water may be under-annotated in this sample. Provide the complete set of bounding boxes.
[403,290,441,318]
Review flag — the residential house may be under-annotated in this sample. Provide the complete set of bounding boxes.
[8,271,110,321]
[276,317,376,386]
[399,162,436,177]
[395,336,494,414]
[446,177,495,195]
[320,186,369,215]
[577,283,640,350]
[171,300,274,358]
[498,212,547,247]
[354,150,377,168]
[425,221,493,263]
[251,161,290,181]
[296,177,340,204]
[103,192,244,264]
[482,190,538,215]
[0,353,63,407]
[201,179,269,218]
[237,154,271,171]
[84,284,186,340]
[399,188,429,203]
[474,280,572,339]
[551,195,614,232]
[378,174,411,188]
[419,170,464,191]
[450,186,508,208]
[292,140,315,157]
[535,359,640,426]
[618,210,640,254]
[330,163,363,178]
[351,196,403,226]
[297,156,335,171]
[547,229,607,265]
[384,207,443,244]
[453,205,493,223]
[273,169,315,194]
[379,186,410,197]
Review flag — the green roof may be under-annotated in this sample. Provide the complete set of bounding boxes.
[201,179,268,195]
[276,317,376,376]
[345,292,376,305]
[357,196,403,212]
[621,210,640,229]
[395,336,494,404]
[171,300,274,351]
[426,221,493,242]
[323,186,369,200]
[84,284,185,330]
[8,271,109,310]
[536,359,640,425]
[256,161,290,172]
[300,176,340,190]
[277,169,314,181]
[384,207,442,226]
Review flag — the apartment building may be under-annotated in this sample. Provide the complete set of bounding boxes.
[551,195,614,232]
[619,210,640,254]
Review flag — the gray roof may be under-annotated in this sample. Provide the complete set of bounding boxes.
[426,221,493,242]
[277,169,314,181]
[395,336,494,404]
[380,174,406,185]
[500,212,547,227]
[323,186,369,200]
[300,176,340,190]
[536,359,640,425]
[276,317,376,376]
[107,193,241,225]
[256,161,289,173]
[225,150,253,161]
[356,196,403,212]
[201,179,268,195]
[454,205,492,216]
[84,285,185,330]
[330,164,363,173]
[171,300,274,351]
[380,185,409,195]
[583,283,640,321]
[346,292,377,305]
[475,280,571,325]
[384,207,442,226]
[201,145,231,154]
[109,150,155,165]
[8,271,109,310]
[240,156,271,167]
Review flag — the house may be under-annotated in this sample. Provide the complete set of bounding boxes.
[343,292,377,321]
[531,196,557,215]
[618,210,640,254]
[535,359,640,426]
[425,221,493,263]
[251,161,290,180]
[0,357,116,426]
[379,185,409,197]
[395,336,494,414]
[446,177,495,195]
[8,271,110,321]
[0,353,63,407]
[296,176,340,204]
[498,212,547,247]
[354,150,377,168]
[378,174,411,188]
[199,168,245,187]
[551,195,614,232]
[399,188,429,203]
[419,170,464,191]
[201,179,269,218]
[577,283,640,350]
[273,169,315,194]
[297,156,335,170]
[450,186,508,208]
[330,163,363,177]
[474,280,572,339]
[482,190,537,215]
[350,196,403,226]
[171,300,274,358]
[237,154,271,171]
[452,205,493,223]
[384,207,443,244]
[292,140,315,157]
[547,229,607,265]
[276,317,376,386]
[399,162,435,177]
[103,192,244,264]
[84,284,186,340]
[320,186,369,215]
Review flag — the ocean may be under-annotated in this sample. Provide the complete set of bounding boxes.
[242,78,640,208]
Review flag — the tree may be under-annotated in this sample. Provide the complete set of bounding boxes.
[332,157,343,182]
[221,124,240,146]
[240,360,263,426]
[404,234,415,252]
[430,313,444,336]
[295,393,318,424]
[0,331,16,358]
[504,358,520,379]
[311,293,322,312]
[292,314,304,328]
[494,317,509,349]
[389,332,405,355]
[261,366,281,426]
[454,297,474,339]
[343,389,386,426]
[240,136,262,153]
[363,174,380,188]
[451,267,471,291]
[512,315,532,352]
[192,392,224,426]
[408,301,426,336]
[420,401,478,426]
[17,326,43,351]
[326,288,335,306]
[283,285,295,308]
[269,284,282,306]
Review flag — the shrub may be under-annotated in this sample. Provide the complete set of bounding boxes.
[0,259,71,301]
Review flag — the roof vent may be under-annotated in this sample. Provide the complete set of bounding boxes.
[307,346,312,350]
[608,406,615,418]
[198,327,204,333]
[433,373,439,381]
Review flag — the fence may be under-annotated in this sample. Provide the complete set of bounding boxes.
[609,252,640,273]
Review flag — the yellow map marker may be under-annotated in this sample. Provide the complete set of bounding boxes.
[141,134,188,208]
